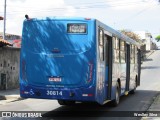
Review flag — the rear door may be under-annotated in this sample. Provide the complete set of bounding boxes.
[104,34,113,100]
[96,28,113,104]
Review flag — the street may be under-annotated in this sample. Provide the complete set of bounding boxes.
[0,50,160,120]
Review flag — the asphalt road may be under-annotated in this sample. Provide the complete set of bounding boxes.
[1,50,160,120]
[43,50,160,120]
[44,51,160,120]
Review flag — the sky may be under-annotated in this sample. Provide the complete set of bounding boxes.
[0,0,160,44]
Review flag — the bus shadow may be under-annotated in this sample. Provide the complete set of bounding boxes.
[143,58,153,62]
[141,66,160,70]
[43,90,159,119]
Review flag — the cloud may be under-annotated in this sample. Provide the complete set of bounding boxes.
[104,0,157,10]
[64,6,76,16]
[0,0,159,36]
[0,0,77,35]
[7,0,66,17]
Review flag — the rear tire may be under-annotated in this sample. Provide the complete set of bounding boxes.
[58,100,66,105]
[111,83,120,107]
[130,87,136,94]
[58,100,75,105]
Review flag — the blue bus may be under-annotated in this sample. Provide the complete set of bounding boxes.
[20,17,141,106]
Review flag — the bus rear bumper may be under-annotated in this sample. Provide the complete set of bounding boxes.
[20,84,95,102]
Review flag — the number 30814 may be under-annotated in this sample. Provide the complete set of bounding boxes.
[47,90,62,96]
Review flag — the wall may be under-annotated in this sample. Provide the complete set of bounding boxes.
[0,47,20,90]
[134,31,156,51]
[146,37,151,51]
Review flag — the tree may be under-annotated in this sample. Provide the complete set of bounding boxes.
[155,35,160,42]
[120,29,142,44]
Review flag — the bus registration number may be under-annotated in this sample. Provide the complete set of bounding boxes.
[47,90,62,96]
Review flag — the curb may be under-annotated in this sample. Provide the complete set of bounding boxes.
[0,95,20,100]
[148,93,160,111]
[0,95,24,105]
[0,95,6,100]
[141,93,160,120]
[5,95,21,100]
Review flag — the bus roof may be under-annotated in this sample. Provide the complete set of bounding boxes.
[24,16,95,22]
[96,19,141,48]
[24,16,140,48]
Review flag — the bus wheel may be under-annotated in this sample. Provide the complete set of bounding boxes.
[58,100,66,105]
[111,83,120,107]
[58,100,75,105]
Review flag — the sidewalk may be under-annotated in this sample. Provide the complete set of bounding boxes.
[0,88,160,119]
[141,93,160,120]
[0,88,22,105]
[148,93,160,111]
[141,50,160,120]
[0,50,159,118]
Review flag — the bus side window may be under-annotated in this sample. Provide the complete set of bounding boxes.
[114,37,120,63]
[120,40,126,63]
[99,28,104,61]
[135,46,138,63]
[133,45,135,63]
[130,45,135,64]
[104,35,108,65]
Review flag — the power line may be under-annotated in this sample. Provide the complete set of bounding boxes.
[6,1,149,8]
[119,0,156,23]
[0,0,158,17]
[0,1,156,15]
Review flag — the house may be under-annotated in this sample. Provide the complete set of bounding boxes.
[134,31,156,51]
[0,36,20,90]
[0,32,21,48]
[0,38,12,47]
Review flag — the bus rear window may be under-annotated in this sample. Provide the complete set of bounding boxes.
[67,23,87,33]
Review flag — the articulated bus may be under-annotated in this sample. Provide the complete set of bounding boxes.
[20,17,141,106]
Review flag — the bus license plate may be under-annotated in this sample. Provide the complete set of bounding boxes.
[49,77,61,82]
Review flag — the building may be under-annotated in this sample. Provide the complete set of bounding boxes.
[0,32,21,40]
[134,31,156,51]
[0,47,20,90]
[0,37,20,90]
[0,33,21,48]
[0,39,12,47]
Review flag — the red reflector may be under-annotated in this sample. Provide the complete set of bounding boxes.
[21,91,24,94]
[82,94,93,97]
[88,94,93,97]
[85,18,91,20]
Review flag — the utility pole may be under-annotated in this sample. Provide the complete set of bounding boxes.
[3,0,6,40]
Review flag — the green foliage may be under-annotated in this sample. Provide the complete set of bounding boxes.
[155,35,160,42]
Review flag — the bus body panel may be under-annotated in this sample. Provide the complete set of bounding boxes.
[94,20,140,104]
[20,18,97,102]
[20,17,141,105]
